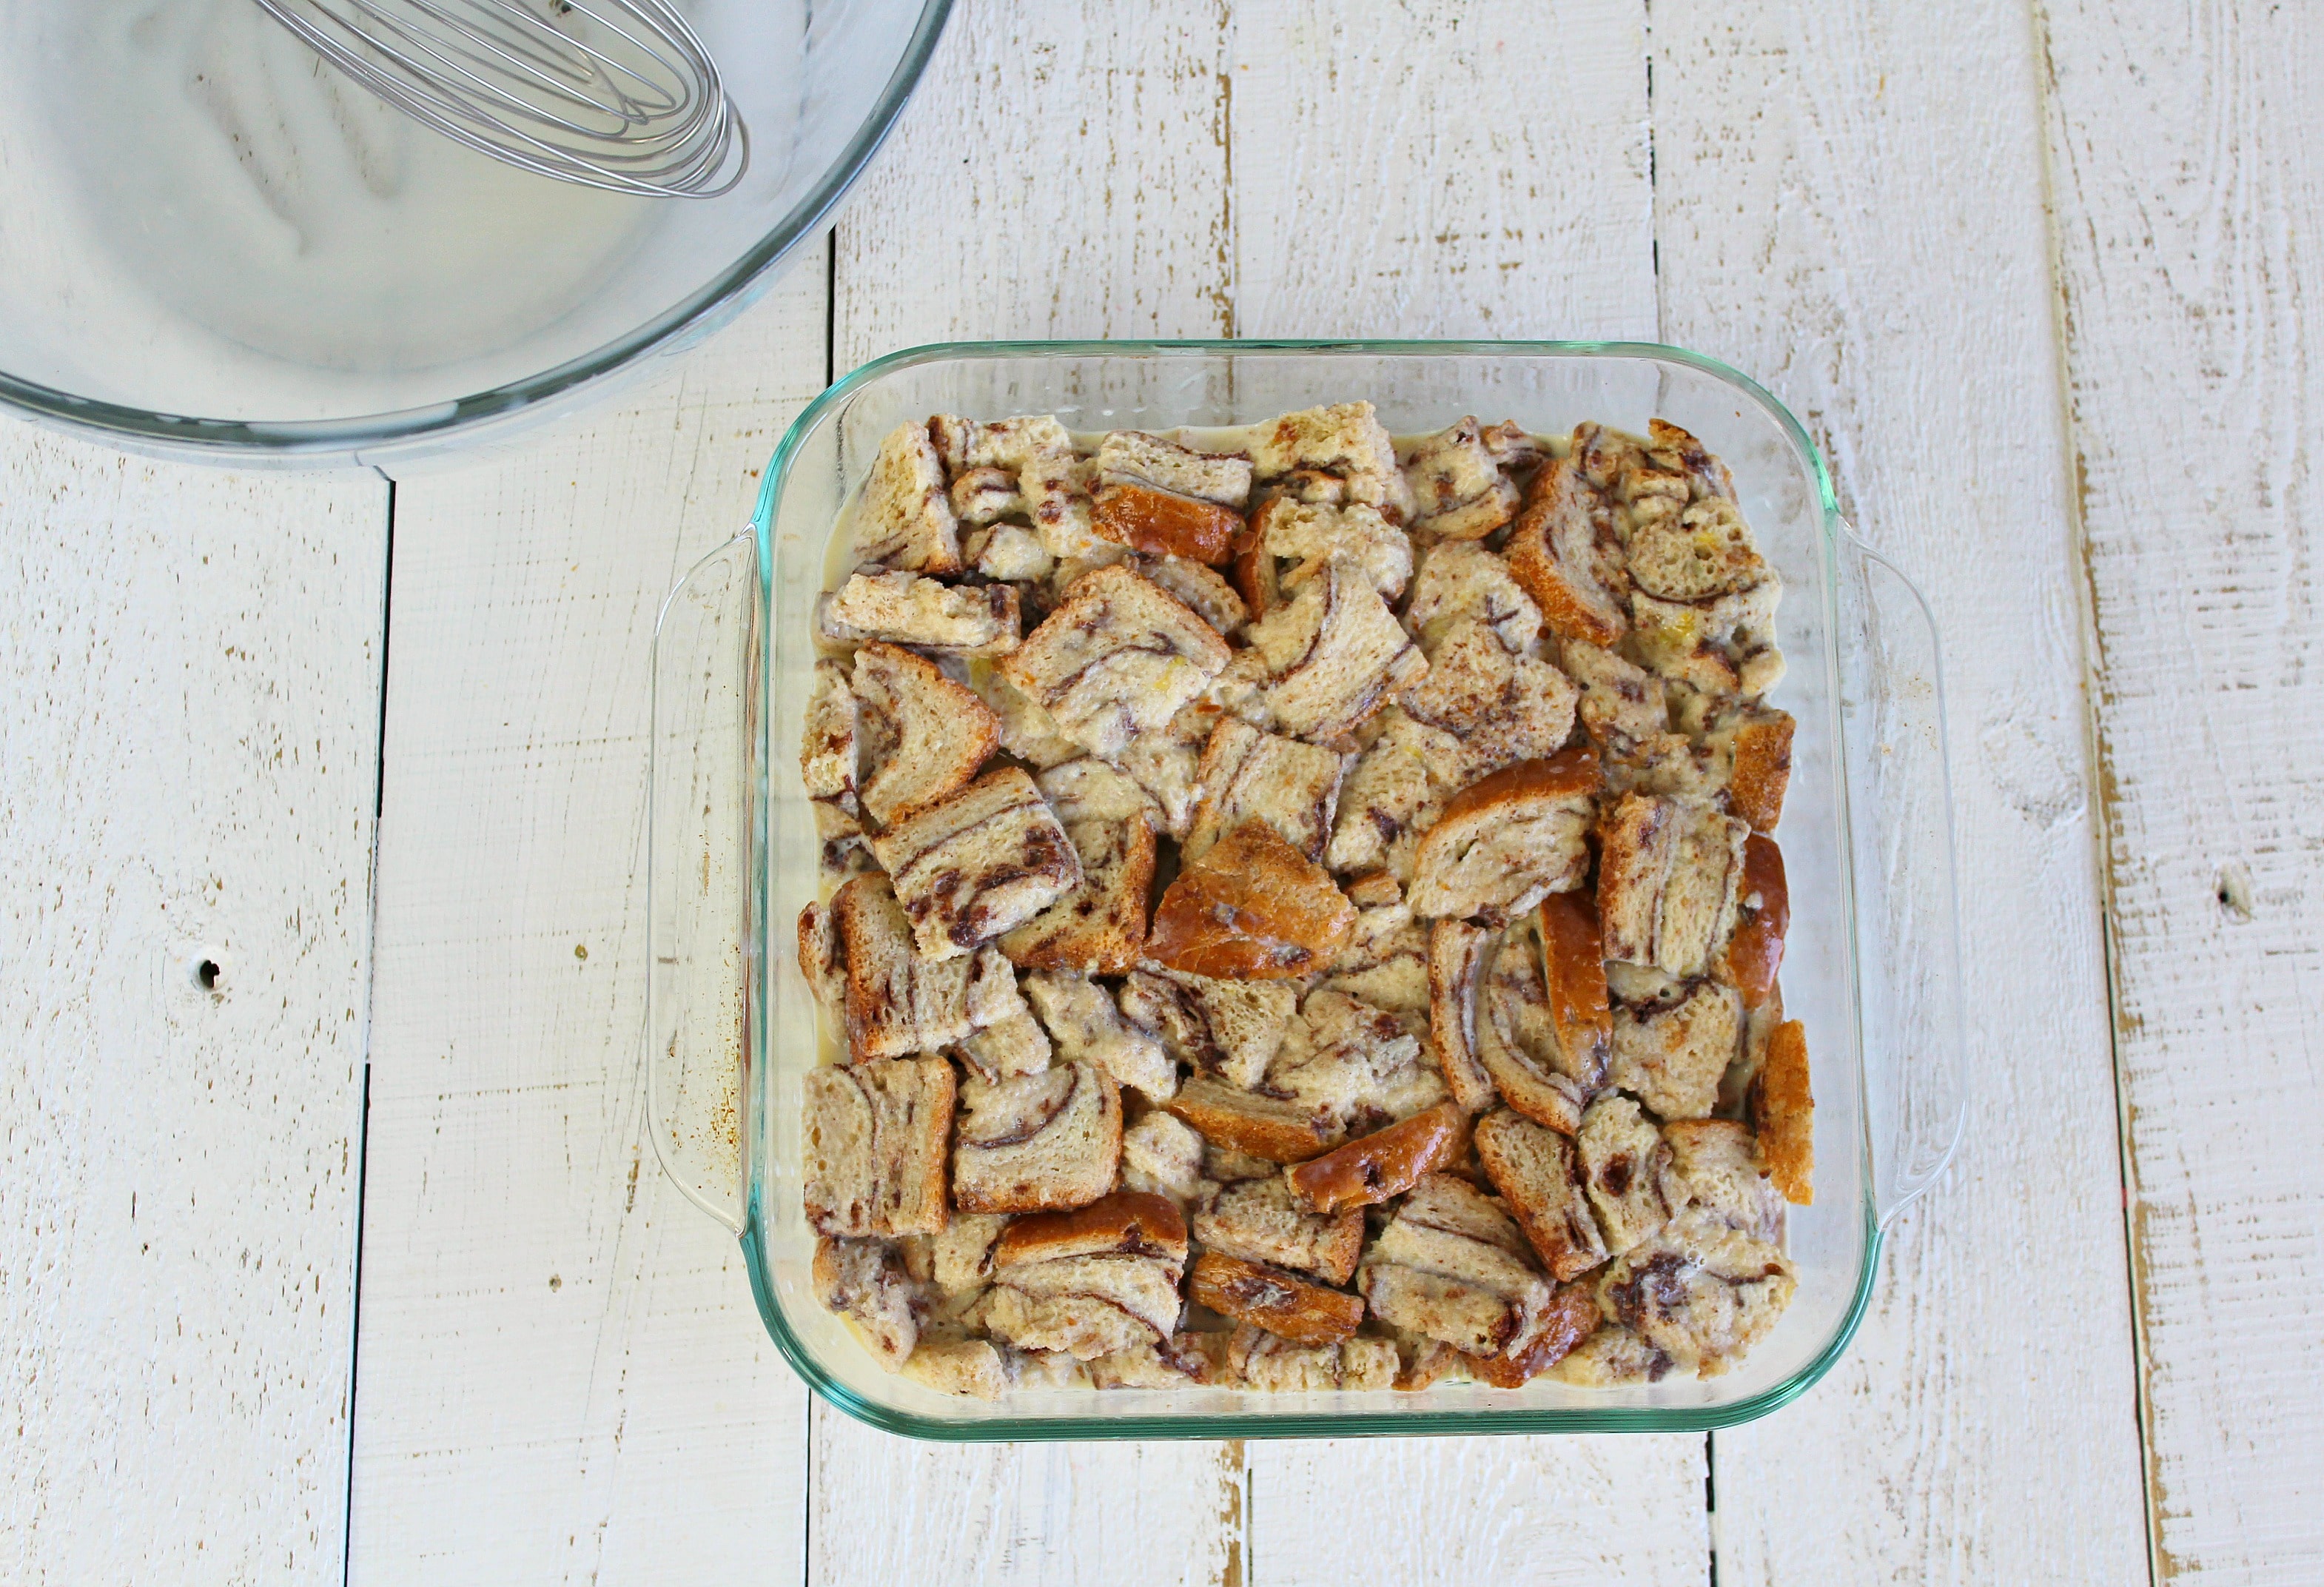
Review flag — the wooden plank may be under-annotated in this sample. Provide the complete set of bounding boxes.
[1646,2,2149,1580]
[346,263,829,1583]
[2038,3,2324,1578]
[0,432,385,1584]
[815,5,1250,1583]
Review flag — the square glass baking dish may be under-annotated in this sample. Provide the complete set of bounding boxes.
[645,340,1964,1440]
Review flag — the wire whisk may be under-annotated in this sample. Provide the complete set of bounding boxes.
[249,0,748,198]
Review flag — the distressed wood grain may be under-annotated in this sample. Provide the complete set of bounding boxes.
[2039,2,2324,1578]
[345,264,830,1583]
[1648,1,2148,1580]
[0,433,384,1584]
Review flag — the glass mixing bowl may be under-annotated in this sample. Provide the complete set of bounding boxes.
[0,0,951,465]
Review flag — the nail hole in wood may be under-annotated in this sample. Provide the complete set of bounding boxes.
[196,959,221,991]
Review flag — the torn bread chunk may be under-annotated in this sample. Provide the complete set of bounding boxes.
[929,412,1098,562]
[1088,1335,1217,1389]
[1462,1281,1600,1385]
[1425,919,1499,1114]
[1323,708,1466,882]
[802,1057,956,1238]
[1750,1019,1814,1205]
[951,1061,1123,1213]
[1628,493,1770,603]
[854,420,961,574]
[1473,919,1593,1133]
[1185,717,1346,863]
[799,899,846,1024]
[1163,1075,1338,1163]
[1548,1323,1678,1386]
[1141,554,1249,637]
[870,766,1084,961]
[813,1237,924,1371]
[1321,898,1430,1014]
[1611,980,1742,1122]
[1090,430,1252,564]
[1404,541,1543,657]
[1408,749,1600,924]
[1710,706,1795,832]
[1121,1110,1207,1208]
[1596,1207,1796,1378]
[1023,970,1176,1102]
[1403,417,1532,541]
[1249,401,1415,521]
[927,1211,1010,1298]
[1189,1252,1365,1345]
[981,1193,1189,1358]
[970,666,1083,770]
[1192,1175,1364,1285]
[1538,890,1615,1086]
[1286,1101,1465,1215]
[1596,793,1748,977]
[1146,819,1357,980]
[1577,1093,1679,1256]
[1563,639,1685,779]
[813,798,877,884]
[802,660,859,802]
[956,949,1052,1081]
[1507,454,1629,647]
[998,563,1232,758]
[850,641,999,825]
[1223,1326,1400,1392]
[1246,552,1428,743]
[825,571,1021,657]
[993,1189,1189,1267]
[1251,496,1413,603]
[1358,1174,1557,1360]
[831,873,975,1058]
[1628,578,1786,703]
[1398,620,1521,736]
[1663,1118,1784,1244]
[1265,989,1448,1141]
[1444,647,1581,783]
[1474,1108,1610,1281]
[901,1337,1007,1400]
[965,523,1054,584]
[998,758,1158,974]
[1118,968,1297,1090]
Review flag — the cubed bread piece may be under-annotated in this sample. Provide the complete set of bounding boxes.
[1718,833,1790,1010]
[1265,990,1448,1140]
[1323,709,1466,881]
[1472,1108,1610,1281]
[1628,577,1786,703]
[1474,918,1596,1132]
[927,1211,1010,1297]
[1252,496,1413,602]
[1596,793,1748,977]
[850,641,1000,825]
[854,420,961,574]
[981,1255,1187,1360]
[1118,967,1297,1090]
[1398,620,1517,735]
[958,1009,1053,1083]
[1141,554,1249,636]
[1645,417,1738,500]
[965,523,1054,583]
[998,759,1158,973]
[1286,1101,1465,1214]
[1404,541,1542,657]
[901,1337,1008,1400]
[970,665,1083,770]
[1246,552,1428,743]
[1190,1252,1365,1345]
[1719,708,1794,831]
[1321,899,1430,1013]
[1507,455,1628,647]
[1425,919,1499,1113]
[951,1061,1123,1213]
[1393,1332,1471,1392]
[1090,430,1252,563]
[1192,1175,1364,1284]
[1185,717,1346,863]
[1249,402,1414,520]
[998,563,1232,758]
[1627,494,1769,603]
[802,660,859,801]
[870,767,1084,961]
[1545,1323,1679,1386]
[1223,1326,1400,1392]
[825,571,1020,657]
[1750,1019,1813,1205]
[1205,1141,1286,1183]
[1146,819,1357,980]
[1611,981,1742,1121]
[1165,1075,1339,1164]
[1403,417,1527,541]
[830,874,977,1058]
[1449,649,1582,782]
[802,1058,956,1238]
[1663,1119,1784,1244]
[1538,889,1615,1082]
[799,899,846,1023]
[1576,1093,1679,1256]
[1462,1280,1600,1386]
[928,412,1098,561]
[1343,870,1403,908]
[813,1237,924,1371]
[1562,639,1682,773]
[1022,970,1176,1101]
[1121,1110,1207,1207]
[1596,1207,1796,1378]
[1408,750,1600,924]
[1358,1174,1556,1358]
[1104,690,1214,841]
[813,798,877,883]
[994,1190,1189,1267]
[1088,1334,1218,1389]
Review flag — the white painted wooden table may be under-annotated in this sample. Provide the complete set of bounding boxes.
[3,1,2315,1580]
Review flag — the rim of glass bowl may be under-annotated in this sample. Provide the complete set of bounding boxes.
[742,338,1878,1440]
[0,0,954,465]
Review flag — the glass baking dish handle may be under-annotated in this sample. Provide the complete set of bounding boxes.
[645,529,759,1236]
[1837,520,1967,1230]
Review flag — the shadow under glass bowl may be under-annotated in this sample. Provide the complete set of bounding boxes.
[0,0,951,467]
